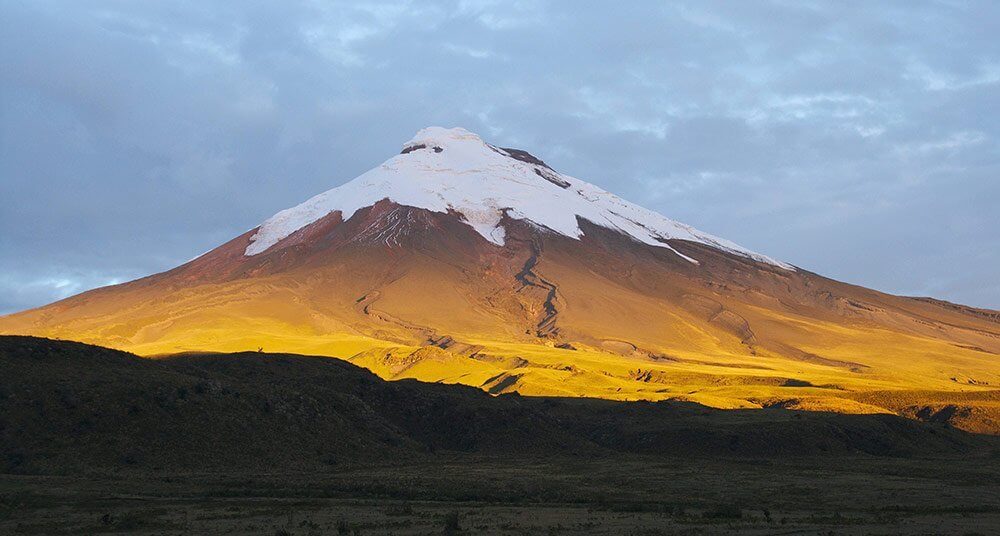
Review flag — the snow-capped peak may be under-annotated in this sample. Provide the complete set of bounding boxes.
[244,126,791,269]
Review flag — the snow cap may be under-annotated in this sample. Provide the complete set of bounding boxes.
[244,127,791,269]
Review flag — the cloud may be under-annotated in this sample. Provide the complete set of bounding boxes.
[906,61,1000,92]
[0,270,124,314]
[1,0,998,312]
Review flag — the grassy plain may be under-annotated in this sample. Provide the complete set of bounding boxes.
[3,455,999,535]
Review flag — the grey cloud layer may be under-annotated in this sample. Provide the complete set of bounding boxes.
[1,0,998,313]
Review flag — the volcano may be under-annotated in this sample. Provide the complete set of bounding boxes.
[2,127,998,429]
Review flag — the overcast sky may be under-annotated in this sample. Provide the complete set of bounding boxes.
[1,0,998,314]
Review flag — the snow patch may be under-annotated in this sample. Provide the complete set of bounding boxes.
[245,126,791,269]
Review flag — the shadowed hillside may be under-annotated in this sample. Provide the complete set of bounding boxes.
[1,336,992,475]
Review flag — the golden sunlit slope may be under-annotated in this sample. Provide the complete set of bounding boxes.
[2,200,997,432]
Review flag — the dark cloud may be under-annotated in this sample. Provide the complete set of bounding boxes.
[1,0,998,313]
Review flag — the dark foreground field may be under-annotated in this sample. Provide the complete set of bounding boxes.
[4,455,1000,535]
[2,336,999,534]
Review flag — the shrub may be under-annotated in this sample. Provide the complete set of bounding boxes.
[443,511,461,533]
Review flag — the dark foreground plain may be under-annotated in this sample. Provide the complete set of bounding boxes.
[2,336,998,534]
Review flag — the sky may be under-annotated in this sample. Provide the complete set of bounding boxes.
[1,0,998,313]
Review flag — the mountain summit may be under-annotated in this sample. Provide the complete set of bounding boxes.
[246,127,788,268]
[2,127,998,430]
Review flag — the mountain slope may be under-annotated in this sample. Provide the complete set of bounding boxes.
[1,127,998,428]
